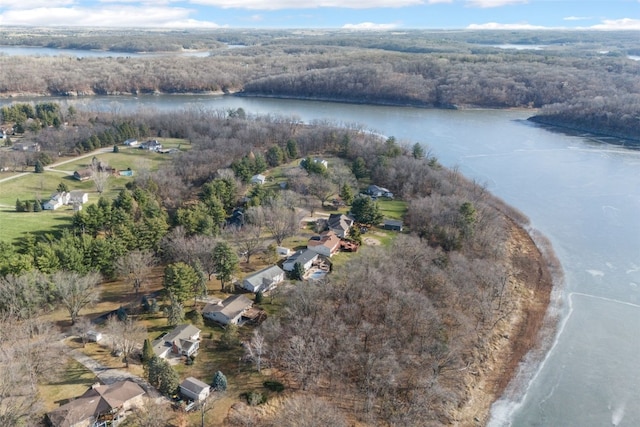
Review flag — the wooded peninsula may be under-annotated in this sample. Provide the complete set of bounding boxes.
[0,28,639,142]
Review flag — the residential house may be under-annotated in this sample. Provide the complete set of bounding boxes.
[123,138,138,147]
[366,185,394,199]
[242,265,285,293]
[139,140,162,151]
[179,377,210,402]
[282,249,318,272]
[383,219,404,231]
[250,174,266,185]
[276,246,292,257]
[12,142,40,152]
[202,294,253,326]
[43,192,70,211]
[152,324,201,359]
[45,380,145,427]
[326,213,354,238]
[69,190,89,205]
[307,230,341,257]
[73,168,93,181]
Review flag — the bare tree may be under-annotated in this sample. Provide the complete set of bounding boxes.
[104,315,147,368]
[115,249,157,296]
[225,224,264,263]
[72,316,94,348]
[90,161,111,194]
[307,175,336,207]
[51,271,101,325]
[243,330,267,373]
[124,397,172,427]
[269,396,348,427]
[248,198,303,246]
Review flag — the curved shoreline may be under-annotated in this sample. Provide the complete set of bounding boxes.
[456,216,559,426]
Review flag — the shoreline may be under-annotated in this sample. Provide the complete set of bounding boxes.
[456,216,558,425]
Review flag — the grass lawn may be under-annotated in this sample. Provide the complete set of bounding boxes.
[0,209,73,244]
[378,199,408,220]
[39,357,98,412]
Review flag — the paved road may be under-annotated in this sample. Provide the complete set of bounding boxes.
[0,146,113,184]
[64,336,162,399]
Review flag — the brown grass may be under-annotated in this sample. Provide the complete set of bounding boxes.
[39,357,98,412]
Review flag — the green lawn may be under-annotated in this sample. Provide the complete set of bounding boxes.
[378,199,408,220]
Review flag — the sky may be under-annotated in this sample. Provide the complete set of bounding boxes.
[0,0,638,30]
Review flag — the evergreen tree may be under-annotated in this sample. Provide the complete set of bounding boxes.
[147,356,179,395]
[286,139,298,159]
[212,370,228,392]
[412,142,425,159]
[142,338,154,364]
[351,157,367,179]
[213,241,238,291]
[350,195,383,226]
[163,262,199,304]
[113,145,119,153]
[34,161,44,173]
[15,198,24,212]
[339,183,354,205]
[219,324,239,350]
[291,262,305,281]
[57,182,69,193]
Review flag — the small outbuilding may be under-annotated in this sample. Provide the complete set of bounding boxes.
[383,219,404,231]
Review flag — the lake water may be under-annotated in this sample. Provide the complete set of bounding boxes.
[4,95,640,426]
[0,46,211,58]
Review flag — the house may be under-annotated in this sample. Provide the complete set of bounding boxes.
[242,265,285,293]
[326,213,354,238]
[123,138,138,147]
[46,380,145,427]
[202,294,253,326]
[383,219,404,231]
[313,158,328,168]
[276,246,292,257]
[307,230,341,257]
[152,324,200,359]
[68,190,89,205]
[366,185,394,199]
[43,192,70,211]
[87,330,102,342]
[12,142,40,152]
[250,174,266,185]
[282,249,318,272]
[73,168,93,181]
[139,140,162,151]
[179,377,210,402]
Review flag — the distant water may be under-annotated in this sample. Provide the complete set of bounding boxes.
[0,46,211,58]
[628,55,640,61]
[491,44,546,50]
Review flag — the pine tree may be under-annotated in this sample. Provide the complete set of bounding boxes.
[339,183,354,205]
[34,161,44,173]
[142,338,154,364]
[212,370,228,392]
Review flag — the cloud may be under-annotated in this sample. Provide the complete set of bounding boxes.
[465,0,527,8]
[342,21,399,30]
[590,18,640,30]
[188,0,424,10]
[466,21,550,30]
[0,0,74,9]
[563,16,592,21]
[0,6,220,28]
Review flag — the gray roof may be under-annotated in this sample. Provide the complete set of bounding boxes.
[327,213,353,231]
[180,377,210,394]
[284,249,318,267]
[243,265,284,288]
[203,294,253,320]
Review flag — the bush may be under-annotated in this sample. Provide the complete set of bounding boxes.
[263,380,285,392]
[241,390,267,406]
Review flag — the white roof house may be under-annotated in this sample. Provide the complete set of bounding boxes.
[250,174,266,185]
[282,249,319,272]
[242,265,285,293]
[202,294,253,326]
[180,377,210,402]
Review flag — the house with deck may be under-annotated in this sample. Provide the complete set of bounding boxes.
[45,380,145,427]
[307,230,341,257]
[282,249,319,273]
[326,213,354,238]
[202,294,253,326]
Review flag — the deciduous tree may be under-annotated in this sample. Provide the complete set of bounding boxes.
[51,270,101,324]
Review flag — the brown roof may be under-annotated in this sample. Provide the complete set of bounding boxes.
[307,230,341,252]
[46,381,145,427]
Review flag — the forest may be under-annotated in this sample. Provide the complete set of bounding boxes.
[0,101,554,426]
[0,28,638,141]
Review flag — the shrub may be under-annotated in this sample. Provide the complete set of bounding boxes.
[263,380,285,392]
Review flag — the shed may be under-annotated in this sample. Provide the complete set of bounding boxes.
[383,219,404,231]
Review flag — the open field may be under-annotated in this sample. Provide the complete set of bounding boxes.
[0,139,188,243]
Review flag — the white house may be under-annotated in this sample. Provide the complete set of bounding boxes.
[43,192,70,210]
[202,294,253,326]
[139,140,162,151]
[179,377,210,402]
[242,265,285,293]
[250,174,266,185]
[282,249,319,273]
[366,184,393,199]
[152,324,201,359]
[69,190,89,205]
[123,138,138,147]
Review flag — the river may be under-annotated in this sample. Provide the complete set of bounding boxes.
[4,95,640,426]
